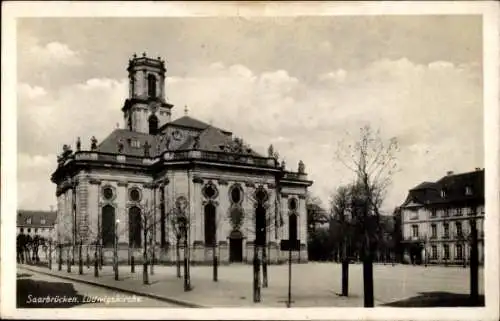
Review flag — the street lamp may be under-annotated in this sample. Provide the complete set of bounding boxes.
[114,219,120,281]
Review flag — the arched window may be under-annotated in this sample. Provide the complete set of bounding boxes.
[255,204,266,246]
[129,206,142,248]
[204,203,216,247]
[101,205,115,247]
[289,213,298,241]
[147,74,157,98]
[148,115,159,135]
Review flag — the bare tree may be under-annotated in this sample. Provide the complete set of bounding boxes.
[335,125,399,307]
[330,185,352,296]
[244,185,283,301]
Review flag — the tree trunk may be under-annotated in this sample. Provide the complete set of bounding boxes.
[363,237,374,307]
[176,237,181,278]
[253,244,261,303]
[143,225,149,285]
[213,243,218,282]
[262,245,268,288]
[470,219,479,304]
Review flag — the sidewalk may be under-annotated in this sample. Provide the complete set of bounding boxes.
[18,263,367,307]
[19,262,482,308]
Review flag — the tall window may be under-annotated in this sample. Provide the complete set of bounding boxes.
[443,223,449,238]
[456,244,463,260]
[431,245,438,259]
[147,74,157,98]
[455,222,463,237]
[443,244,450,260]
[430,209,437,217]
[204,203,216,247]
[128,206,142,248]
[101,205,116,247]
[411,224,419,238]
[431,224,437,238]
[289,213,298,241]
[465,186,473,196]
[148,115,159,135]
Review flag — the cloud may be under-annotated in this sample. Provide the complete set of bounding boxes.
[17,58,483,213]
[29,41,82,66]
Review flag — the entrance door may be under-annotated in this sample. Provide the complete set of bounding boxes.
[229,230,243,263]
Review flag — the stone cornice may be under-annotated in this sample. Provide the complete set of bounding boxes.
[217,179,228,186]
[117,181,128,187]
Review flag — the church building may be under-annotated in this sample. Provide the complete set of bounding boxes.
[51,53,312,265]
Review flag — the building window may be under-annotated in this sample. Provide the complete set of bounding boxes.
[148,115,158,135]
[229,184,243,204]
[431,245,438,259]
[289,213,298,241]
[204,203,216,247]
[443,223,449,239]
[147,74,157,98]
[26,217,32,225]
[40,218,46,225]
[129,206,142,248]
[202,182,218,200]
[440,189,446,198]
[129,188,142,202]
[455,222,463,238]
[442,208,449,217]
[409,209,418,220]
[130,139,141,148]
[431,224,437,239]
[34,228,38,234]
[411,224,419,238]
[456,244,463,260]
[443,244,450,260]
[27,228,31,233]
[102,186,115,201]
[430,209,437,217]
[465,186,473,196]
[101,205,116,247]
[455,208,462,216]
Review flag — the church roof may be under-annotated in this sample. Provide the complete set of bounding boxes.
[159,116,232,135]
[96,123,263,158]
[97,129,157,156]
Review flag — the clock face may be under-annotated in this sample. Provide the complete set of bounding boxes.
[172,130,183,141]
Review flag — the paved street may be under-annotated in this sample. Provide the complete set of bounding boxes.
[17,267,181,308]
[19,262,484,307]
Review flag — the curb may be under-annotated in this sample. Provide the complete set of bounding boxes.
[19,265,205,308]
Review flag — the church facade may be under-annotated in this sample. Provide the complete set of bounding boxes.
[51,54,312,265]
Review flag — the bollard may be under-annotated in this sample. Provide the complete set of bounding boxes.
[131,255,135,273]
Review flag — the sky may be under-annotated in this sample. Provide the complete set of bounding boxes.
[16,15,484,213]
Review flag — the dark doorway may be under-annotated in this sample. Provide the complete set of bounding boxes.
[229,230,243,263]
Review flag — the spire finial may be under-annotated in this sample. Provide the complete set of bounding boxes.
[184,105,188,116]
[142,52,146,57]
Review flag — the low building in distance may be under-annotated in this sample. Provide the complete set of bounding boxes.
[399,168,485,265]
[17,210,57,241]
[51,53,313,265]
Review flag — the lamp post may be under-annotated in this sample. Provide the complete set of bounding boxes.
[114,219,120,281]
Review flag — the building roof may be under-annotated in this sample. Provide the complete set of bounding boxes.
[159,116,232,135]
[402,169,484,207]
[97,118,263,158]
[17,210,57,227]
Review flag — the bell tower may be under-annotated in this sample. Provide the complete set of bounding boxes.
[122,52,174,134]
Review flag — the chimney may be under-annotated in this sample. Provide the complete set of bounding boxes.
[447,171,454,176]
[475,167,482,171]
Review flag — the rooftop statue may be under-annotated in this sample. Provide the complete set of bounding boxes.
[117,138,124,153]
[268,144,274,158]
[298,160,305,174]
[90,136,98,151]
[76,137,81,152]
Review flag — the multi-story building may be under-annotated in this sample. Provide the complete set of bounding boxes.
[399,168,484,265]
[51,53,312,265]
[17,210,57,241]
